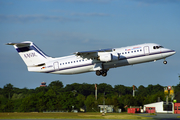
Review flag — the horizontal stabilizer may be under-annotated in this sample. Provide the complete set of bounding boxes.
[6,42,30,47]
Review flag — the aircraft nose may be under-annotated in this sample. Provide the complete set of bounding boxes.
[169,49,176,56]
[172,50,176,55]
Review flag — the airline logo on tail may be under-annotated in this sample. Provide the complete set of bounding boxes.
[24,52,37,58]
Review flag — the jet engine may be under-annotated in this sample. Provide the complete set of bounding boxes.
[98,53,120,62]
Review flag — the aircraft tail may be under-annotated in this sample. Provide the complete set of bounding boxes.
[6,41,51,67]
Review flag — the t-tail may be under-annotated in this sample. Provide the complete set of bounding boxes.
[6,41,52,68]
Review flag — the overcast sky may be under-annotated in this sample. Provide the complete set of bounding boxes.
[1,0,180,89]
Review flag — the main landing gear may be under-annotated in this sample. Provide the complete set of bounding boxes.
[96,70,108,77]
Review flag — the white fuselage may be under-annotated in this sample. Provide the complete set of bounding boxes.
[28,43,175,75]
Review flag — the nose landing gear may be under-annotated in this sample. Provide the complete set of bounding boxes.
[163,60,167,64]
[163,58,167,64]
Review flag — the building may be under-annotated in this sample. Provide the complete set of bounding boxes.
[40,81,47,87]
[144,101,173,113]
[174,103,180,114]
[98,105,114,113]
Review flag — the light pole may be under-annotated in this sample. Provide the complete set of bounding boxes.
[102,92,105,116]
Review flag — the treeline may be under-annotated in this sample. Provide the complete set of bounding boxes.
[0,81,180,112]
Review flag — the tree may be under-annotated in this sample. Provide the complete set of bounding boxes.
[76,94,85,110]
[4,100,14,112]
[12,93,25,100]
[84,95,97,112]
[64,83,94,96]
[60,92,78,111]
[136,85,147,96]
[0,95,8,112]
[45,89,56,111]
[174,83,180,102]
[48,80,63,95]
[152,84,164,94]
[114,85,128,96]
[98,83,113,95]
[36,92,46,112]
[3,83,14,99]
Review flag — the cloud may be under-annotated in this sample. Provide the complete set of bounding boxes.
[135,0,180,5]
[41,0,111,4]
[71,12,110,17]
[51,10,111,17]
[0,15,80,23]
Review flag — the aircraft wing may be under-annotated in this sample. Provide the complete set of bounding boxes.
[74,48,112,59]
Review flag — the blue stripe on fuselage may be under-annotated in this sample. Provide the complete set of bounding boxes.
[44,63,94,73]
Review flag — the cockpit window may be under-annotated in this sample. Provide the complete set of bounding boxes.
[153,46,164,49]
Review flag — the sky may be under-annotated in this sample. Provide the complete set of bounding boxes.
[0,0,180,89]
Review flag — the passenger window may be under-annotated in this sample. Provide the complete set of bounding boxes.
[131,51,133,53]
[134,50,136,52]
[128,52,130,54]
[122,53,124,54]
[77,60,78,62]
[140,49,142,51]
[125,52,127,54]
[79,60,81,62]
[63,63,64,65]
[137,50,139,52]
[68,62,70,64]
[65,62,67,64]
[74,61,75,63]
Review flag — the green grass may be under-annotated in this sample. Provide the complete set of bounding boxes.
[0,112,152,119]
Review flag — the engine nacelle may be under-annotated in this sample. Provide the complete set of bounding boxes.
[99,53,112,62]
[98,53,120,62]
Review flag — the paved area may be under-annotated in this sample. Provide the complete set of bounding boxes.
[138,113,180,120]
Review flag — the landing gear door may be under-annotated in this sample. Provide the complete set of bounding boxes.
[144,46,150,55]
[93,63,102,71]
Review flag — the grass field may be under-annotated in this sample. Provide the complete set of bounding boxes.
[0,112,152,119]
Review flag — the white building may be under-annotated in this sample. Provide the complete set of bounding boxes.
[98,105,114,113]
[144,101,173,113]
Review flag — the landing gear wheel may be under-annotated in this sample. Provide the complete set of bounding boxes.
[96,70,101,76]
[102,72,107,77]
[163,60,167,64]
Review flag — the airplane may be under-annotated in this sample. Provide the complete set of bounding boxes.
[6,41,175,77]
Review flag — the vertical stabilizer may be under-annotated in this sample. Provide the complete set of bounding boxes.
[6,41,51,67]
